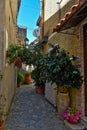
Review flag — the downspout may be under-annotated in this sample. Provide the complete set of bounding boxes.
[41,0,44,39]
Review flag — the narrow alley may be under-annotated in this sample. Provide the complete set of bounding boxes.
[0,0,87,130]
[5,84,67,130]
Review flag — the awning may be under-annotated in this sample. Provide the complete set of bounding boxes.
[53,0,87,32]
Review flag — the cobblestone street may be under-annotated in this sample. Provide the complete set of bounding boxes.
[5,84,67,130]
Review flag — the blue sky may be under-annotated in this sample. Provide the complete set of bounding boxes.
[17,0,40,43]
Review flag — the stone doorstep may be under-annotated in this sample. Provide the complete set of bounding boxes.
[80,116,87,128]
[64,120,85,130]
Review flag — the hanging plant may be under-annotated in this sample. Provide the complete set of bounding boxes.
[14,57,22,68]
[6,44,22,64]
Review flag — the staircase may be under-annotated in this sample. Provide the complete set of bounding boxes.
[64,116,87,130]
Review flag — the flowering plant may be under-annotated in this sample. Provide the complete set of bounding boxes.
[62,107,82,124]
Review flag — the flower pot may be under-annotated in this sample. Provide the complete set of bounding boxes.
[35,86,44,95]
[67,119,78,124]
[0,120,4,130]
[24,74,31,84]
[58,86,68,93]
[17,82,21,87]
[57,92,70,117]
[69,88,77,108]
[6,50,9,58]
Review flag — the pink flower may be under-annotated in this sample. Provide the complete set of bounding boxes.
[63,113,69,120]
[62,107,82,123]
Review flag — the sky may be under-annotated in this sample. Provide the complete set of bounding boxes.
[17,0,40,43]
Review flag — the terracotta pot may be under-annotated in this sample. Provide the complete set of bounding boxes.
[58,86,68,93]
[25,74,31,84]
[35,86,44,95]
[67,119,78,124]
[0,120,4,130]
[17,82,21,87]
[57,92,70,116]
[6,50,9,58]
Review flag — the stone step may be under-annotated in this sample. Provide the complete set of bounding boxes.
[80,116,87,128]
[64,120,85,130]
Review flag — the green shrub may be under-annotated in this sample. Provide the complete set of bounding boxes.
[17,72,24,84]
[45,44,83,89]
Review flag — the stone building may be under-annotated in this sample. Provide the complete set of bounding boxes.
[40,0,87,120]
[17,26,27,45]
[0,0,21,113]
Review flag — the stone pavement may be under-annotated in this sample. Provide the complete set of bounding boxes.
[5,84,67,130]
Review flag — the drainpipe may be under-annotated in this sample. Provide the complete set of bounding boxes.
[41,0,44,39]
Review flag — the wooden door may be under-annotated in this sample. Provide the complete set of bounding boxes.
[83,24,87,116]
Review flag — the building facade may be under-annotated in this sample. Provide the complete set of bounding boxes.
[0,0,21,113]
[40,0,87,118]
[17,26,27,45]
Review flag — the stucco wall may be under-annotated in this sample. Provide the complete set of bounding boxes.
[0,0,20,113]
[44,0,75,21]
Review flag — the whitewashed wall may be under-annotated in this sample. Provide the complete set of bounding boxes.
[44,0,70,21]
[45,82,57,107]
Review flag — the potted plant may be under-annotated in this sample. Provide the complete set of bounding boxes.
[28,42,46,94]
[14,57,22,68]
[31,66,45,94]
[31,56,46,95]
[24,72,31,84]
[6,44,23,65]
[45,44,83,115]
[17,72,24,87]
[62,106,82,124]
